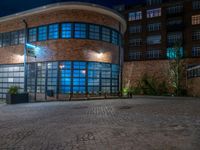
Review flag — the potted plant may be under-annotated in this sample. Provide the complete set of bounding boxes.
[6,86,29,104]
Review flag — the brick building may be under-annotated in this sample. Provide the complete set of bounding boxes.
[0,2,126,101]
[122,0,200,96]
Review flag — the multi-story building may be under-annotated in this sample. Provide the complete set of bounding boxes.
[0,2,126,101]
[123,0,200,96]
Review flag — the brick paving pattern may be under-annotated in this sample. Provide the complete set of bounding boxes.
[0,97,200,150]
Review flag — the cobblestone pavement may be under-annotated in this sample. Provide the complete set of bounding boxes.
[0,97,200,150]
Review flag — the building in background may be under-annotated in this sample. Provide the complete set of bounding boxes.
[122,0,200,96]
[0,2,126,101]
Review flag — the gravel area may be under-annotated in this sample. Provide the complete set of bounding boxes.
[0,97,200,150]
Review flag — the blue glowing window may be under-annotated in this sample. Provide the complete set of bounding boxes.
[111,30,118,45]
[73,78,85,86]
[28,28,37,42]
[102,27,110,42]
[89,25,100,40]
[38,26,47,41]
[60,78,71,86]
[73,62,86,69]
[74,23,87,38]
[48,24,59,39]
[61,23,72,38]
[73,86,86,93]
[167,47,183,59]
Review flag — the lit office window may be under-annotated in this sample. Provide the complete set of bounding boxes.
[102,27,111,42]
[192,15,200,25]
[89,24,100,40]
[192,30,200,40]
[147,23,161,31]
[48,24,59,39]
[74,23,87,39]
[38,26,47,41]
[147,35,161,45]
[192,46,200,56]
[10,31,19,45]
[129,25,142,33]
[147,8,161,18]
[128,11,142,21]
[2,32,10,47]
[193,1,200,10]
[61,23,72,38]
[167,47,183,59]
[18,30,25,44]
[167,4,183,14]
[28,28,37,42]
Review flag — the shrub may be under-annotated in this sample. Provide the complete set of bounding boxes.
[8,86,19,94]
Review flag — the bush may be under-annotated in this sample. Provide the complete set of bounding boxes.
[8,86,19,94]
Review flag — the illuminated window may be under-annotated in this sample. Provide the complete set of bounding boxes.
[89,24,100,40]
[147,23,161,31]
[192,46,200,56]
[48,24,59,39]
[128,11,142,21]
[192,15,200,25]
[129,25,142,33]
[147,35,161,45]
[38,26,47,41]
[10,31,18,45]
[18,30,25,44]
[192,30,200,40]
[28,28,37,42]
[167,47,183,59]
[193,1,200,10]
[74,23,87,39]
[147,8,161,18]
[102,27,111,42]
[2,32,10,47]
[61,23,72,38]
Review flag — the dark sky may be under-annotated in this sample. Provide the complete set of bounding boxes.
[0,0,144,17]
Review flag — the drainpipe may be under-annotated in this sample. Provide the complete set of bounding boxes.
[23,20,28,93]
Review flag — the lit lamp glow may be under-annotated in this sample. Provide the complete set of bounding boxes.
[96,52,103,59]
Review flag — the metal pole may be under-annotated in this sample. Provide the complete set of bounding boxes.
[23,20,28,93]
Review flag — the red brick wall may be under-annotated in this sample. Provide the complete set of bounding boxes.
[0,9,122,65]
[187,77,200,97]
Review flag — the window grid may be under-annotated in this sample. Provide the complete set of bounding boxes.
[192,30,200,40]
[28,28,37,42]
[89,24,100,40]
[192,46,200,56]
[193,1,200,10]
[38,26,47,41]
[74,23,87,39]
[129,25,142,33]
[10,31,19,45]
[128,11,142,21]
[147,8,161,18]
[129,51,142,60]
[192,15,200,25]
[167,4,183,14]
[147,23,161,32]
[61,23,72,39]
[48,24,59,39]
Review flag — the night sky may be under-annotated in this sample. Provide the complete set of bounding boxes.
[0,0,144,17]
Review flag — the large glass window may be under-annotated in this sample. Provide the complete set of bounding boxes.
[47,62,58,95]
[74,23,87,39]
[147,35,161,45]
[129,37,142,46]
[192,30,200,40]
[112,30,118,45]
[128,11,142,21]
[192,15,200,25]
[147,0,162,5]
[10,31,18,45]
[167,32,182,45]
[129,51,141,60]
[18,30,25,44]
[192,46,200,57]
[38,26,47,41]
[146,49,160,59]
[48,24,59,39]
[193,1,200,10]
[28,28,37,42]
[147,8,161,18]
[102,27,111,42]
[167,47,183,59]
[2,32,10,47]
[89,24,100,40]
[61,23,72,38]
